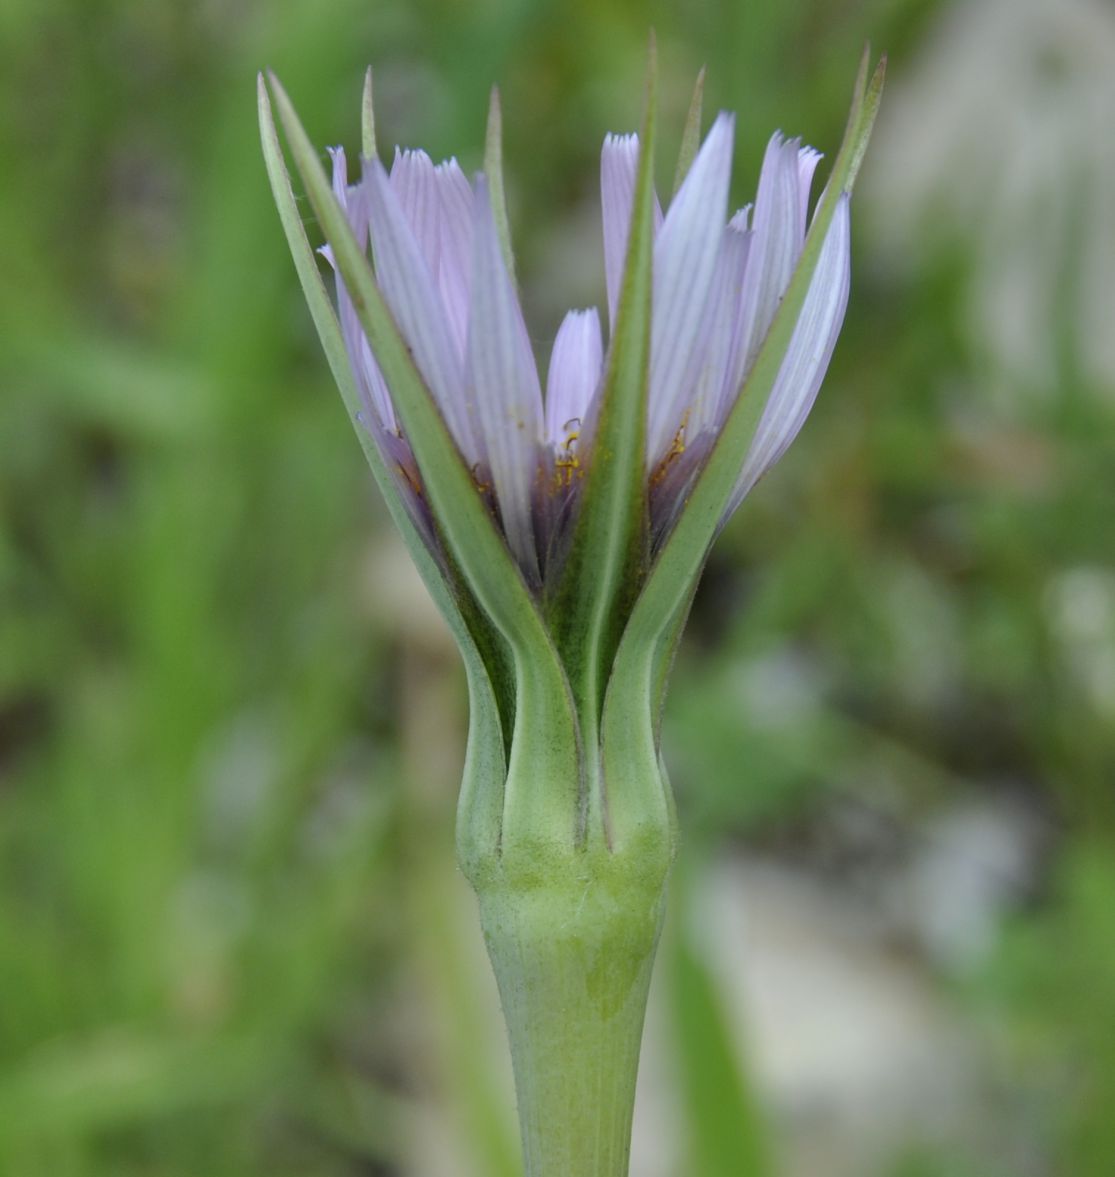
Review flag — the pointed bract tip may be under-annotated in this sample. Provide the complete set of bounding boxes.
[853,45,887,103]
[256,72,275,142]
[265,68,293,114]
[642,30,659,125]
[672,63,708,193]
[361,65,377,158]
[483,82,515,279]
[486,85,503,136]
[852,44,871,105]
[686,65,707,116]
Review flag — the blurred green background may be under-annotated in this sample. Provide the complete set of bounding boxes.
[2,0,1114,1174]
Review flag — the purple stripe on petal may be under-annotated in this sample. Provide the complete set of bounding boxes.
[467,174,545,579]
[545,307,603,446]
[726,193,851,518]
[362,157,480,462]
[646,112,735,465]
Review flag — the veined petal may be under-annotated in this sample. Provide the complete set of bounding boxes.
[467,174,545,579]
[362,157,480,461]
[646,112,735,464]
[389,148,442,276]
[726,192,851,516]
[712,207,755,427]
[545,308,603,447]
[685,222,751,440]
[734,134,808,378]
[389,150,475,360]
[601,133,663,333]
[601,134,638,332]
[797,145,823,235]
[434,159,474,357]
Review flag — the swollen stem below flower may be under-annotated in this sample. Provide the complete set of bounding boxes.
[471,839,672,1177]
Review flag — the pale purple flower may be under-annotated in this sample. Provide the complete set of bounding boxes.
[323,115,851,583]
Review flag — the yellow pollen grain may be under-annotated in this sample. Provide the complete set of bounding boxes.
[553,425,583,490]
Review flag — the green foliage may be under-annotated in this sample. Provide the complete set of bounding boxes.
[668,877,773,1177]
[2,0,1114,1174]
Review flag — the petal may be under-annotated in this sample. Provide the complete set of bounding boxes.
[433,158,474,357]
[362,157,479,461]
[685,221,752,440]
[545,307,603,446]
[389,148,441,276]
[324,147,396,431]
[388,150,475,359]
[646,112,736,464]
[734,134,808,380]
[712,206,756,420]
[600,132,663,332]
[726,193,851,517]
[467,174,545,578]
[797,145,823,235]
[601,134,639,332]
[324,149,435,533]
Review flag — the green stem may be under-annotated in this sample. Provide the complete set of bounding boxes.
[474,851,669,1177]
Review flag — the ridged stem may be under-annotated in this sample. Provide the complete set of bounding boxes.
[473,847,669,1177]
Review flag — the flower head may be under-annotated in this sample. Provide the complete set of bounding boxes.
[321,107,850,587]
[259,52,884,871]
